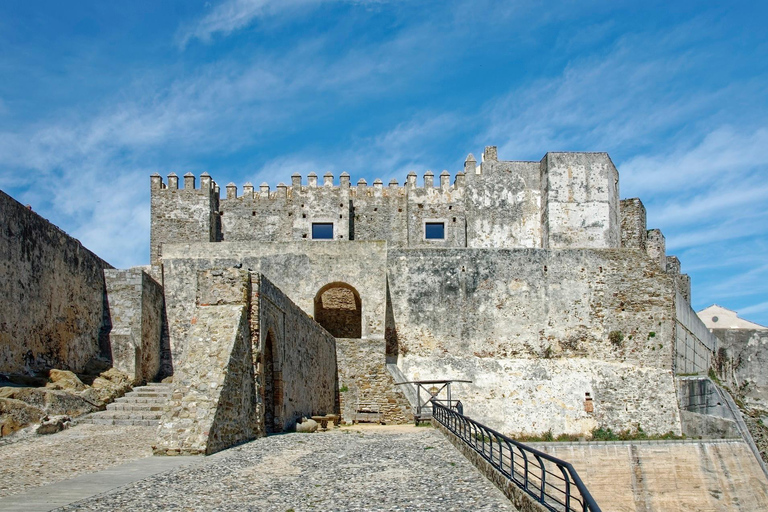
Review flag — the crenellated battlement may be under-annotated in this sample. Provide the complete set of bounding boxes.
[191,169,469,201]
[150,147,640,264]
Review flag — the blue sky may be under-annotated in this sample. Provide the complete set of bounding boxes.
[1,1,767,325]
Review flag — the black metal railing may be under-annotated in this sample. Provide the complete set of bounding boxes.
[432,401,601,512]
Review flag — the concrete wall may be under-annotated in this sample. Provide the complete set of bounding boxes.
[388,247,681,436]
[674,291,718,375]
[161,241,387,365]
[0,190,112,375]
[103,268,163,385]
[533,440,768,511]
[677,377,740,438]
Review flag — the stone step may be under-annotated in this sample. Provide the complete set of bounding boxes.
[89,410,163,421]
[106,403,165,412]
[78,383,171,427]
[79,417,158,427]
[115,395,169,404]
[123,391,171,398]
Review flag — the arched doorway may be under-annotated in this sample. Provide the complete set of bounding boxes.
[314,282,362,338]
[263,330,282,433]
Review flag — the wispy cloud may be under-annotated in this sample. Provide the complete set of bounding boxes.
[740,301,768,318]
[177,0,388,47]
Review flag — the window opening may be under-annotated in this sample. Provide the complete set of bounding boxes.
[425,222,445,240]
[312,223,334,239]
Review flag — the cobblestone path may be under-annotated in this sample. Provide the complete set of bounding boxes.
[53,425,516,512]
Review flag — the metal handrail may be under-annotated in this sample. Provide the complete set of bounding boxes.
[431,400,601,512]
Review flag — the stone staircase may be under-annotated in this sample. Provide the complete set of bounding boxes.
[80,382,171,426]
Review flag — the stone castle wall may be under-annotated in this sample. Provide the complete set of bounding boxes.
[388,247,683,435]
[155,269,258,455]
[103,268,163,384]
[0,190,112,375]
[150,173,218,267]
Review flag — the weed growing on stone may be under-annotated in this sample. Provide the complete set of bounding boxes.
[339,384,349,392]
[609,330,624,347]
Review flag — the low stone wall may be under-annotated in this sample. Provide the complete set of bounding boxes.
[336,337,411,424]
[0,190,112,374]
[104,268,163,385]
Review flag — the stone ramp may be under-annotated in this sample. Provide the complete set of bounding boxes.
[79,383,171,426]
[532,439,768,511]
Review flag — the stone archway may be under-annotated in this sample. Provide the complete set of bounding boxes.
[314,282,362,338]
[263,330,282,433]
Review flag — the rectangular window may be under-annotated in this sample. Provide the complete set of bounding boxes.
[425,222,445,240]
[312,222,334,239]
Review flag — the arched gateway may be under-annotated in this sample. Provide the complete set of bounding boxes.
[314,282,362,338]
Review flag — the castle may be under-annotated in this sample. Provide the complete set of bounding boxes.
[1,146,723,455]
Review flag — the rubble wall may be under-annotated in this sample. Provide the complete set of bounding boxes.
[336,337,411,425]
[0,190,112,374]
[156,269,338,454]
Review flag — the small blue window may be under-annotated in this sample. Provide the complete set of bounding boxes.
[312,223,334,239]
[425,222,445,240]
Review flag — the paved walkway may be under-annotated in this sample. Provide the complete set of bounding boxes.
[0,456,198,512]
[0,424,516,512]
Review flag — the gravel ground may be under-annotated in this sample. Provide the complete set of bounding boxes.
[56,425,516,512]
[0,423,156,498]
